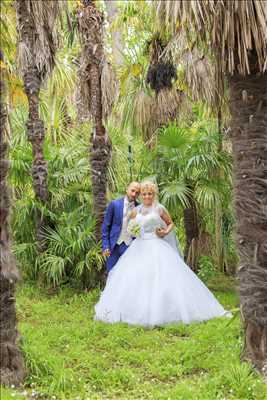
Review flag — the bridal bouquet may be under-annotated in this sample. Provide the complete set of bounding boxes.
[127,220,142,237]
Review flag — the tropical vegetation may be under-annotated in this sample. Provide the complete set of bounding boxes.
[0,0,266,396]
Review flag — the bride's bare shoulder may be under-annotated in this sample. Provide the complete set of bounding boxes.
[157,203,168,215]
[158,204,173,225]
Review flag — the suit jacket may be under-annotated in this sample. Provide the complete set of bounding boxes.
[102,197,138,251]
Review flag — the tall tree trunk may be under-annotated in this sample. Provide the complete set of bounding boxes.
[16,0,60,252]
[77,0,112,245]
[228,52,267,373]
[105,0,124,68]
[214,107,224,272]
[184,190,199,272]
[90,62,112,242]
[0,49,25,386]
[16,0,49,252]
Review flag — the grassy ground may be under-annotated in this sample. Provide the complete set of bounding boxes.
[1,275,267,400]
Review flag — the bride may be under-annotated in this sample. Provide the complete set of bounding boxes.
[95,181,230,327]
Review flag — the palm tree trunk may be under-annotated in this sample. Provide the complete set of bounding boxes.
[16,0,49,252]
[0,49,25,386]
[215,107,224,272]
[90,63,112,242]
[77,0,112,245]
[184,191,199,272]
[228,52,267,372]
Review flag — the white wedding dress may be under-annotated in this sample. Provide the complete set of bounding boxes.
[95,204,230,327]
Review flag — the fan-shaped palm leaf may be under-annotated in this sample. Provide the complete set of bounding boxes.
[195,179,224,209]
[158,124,190,149]
[161,181,191,209]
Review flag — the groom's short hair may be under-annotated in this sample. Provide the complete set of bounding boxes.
[128,181,140,189]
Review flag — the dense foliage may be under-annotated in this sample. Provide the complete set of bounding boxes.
[1,0,266,392]
[1,0,238,288]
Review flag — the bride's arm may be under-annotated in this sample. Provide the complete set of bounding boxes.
[156,208,174,238]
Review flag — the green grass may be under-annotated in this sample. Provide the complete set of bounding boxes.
[1,276,267,400]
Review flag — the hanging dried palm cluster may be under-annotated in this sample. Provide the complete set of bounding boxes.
[147,61,177,93]
[146,35,177,93]
[77,0,115,244]
[146,34,183,127]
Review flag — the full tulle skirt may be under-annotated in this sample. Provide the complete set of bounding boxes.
[95,236,229,327]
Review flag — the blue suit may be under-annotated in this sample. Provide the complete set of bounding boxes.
[102,197,137,272]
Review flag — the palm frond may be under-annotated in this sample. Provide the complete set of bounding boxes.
[161,181,191,209]
[38,254,67,287]
[133,89,155,132]
[48,51,76,96]
[156,88,185,124]
[160,30,217,105]
[156,0,267,75]
[159,124,190,149]
[16,0,65,80]
[185,153,221,173]
[195,178,224,209]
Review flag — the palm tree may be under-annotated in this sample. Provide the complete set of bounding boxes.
[0,49,25,386]
[116,1,217,144]
[77,0,113,243]
[16,0,62,251]
[156,121,232,271]
[156,0,267,373]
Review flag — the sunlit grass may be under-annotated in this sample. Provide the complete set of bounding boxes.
[2,277,267,400]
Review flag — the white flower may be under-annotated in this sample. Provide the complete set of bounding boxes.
[127,220,142,237]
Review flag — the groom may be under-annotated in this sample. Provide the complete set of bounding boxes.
[102,182,140,273]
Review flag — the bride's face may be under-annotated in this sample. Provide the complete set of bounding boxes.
[141,189,155,206]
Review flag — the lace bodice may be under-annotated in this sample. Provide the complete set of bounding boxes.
[127,203,183,255]
[134,204,166,234]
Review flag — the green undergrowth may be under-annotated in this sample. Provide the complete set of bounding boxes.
[2,276,266,400]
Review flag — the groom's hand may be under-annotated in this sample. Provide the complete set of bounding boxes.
[103,249,111,257]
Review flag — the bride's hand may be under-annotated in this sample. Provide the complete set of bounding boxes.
[156,227,167,238]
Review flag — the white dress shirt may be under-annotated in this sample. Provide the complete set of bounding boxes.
[117,196,135,246]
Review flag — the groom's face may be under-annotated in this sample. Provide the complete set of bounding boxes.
[126,183,140,202]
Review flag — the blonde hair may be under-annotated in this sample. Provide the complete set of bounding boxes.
[140,181,159,204]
